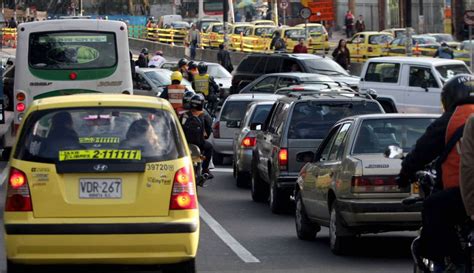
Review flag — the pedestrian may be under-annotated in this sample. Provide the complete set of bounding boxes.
[217,44,233,72]
[434,42,454,59]
[187,24,201,60]
[355,15,365,33]
[7,17,17,29]
[266,9,272,20]
[148,50,166,68]
[235,11,242,22]
[293,38,308,53]
[270,31,286,52]
[146,17,154,28]
[245,11,252,22]
[332,39,351,70]
[344,10,355,38]
[140,48,150,65]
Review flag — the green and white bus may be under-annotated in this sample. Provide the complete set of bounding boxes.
[13,19,133,130]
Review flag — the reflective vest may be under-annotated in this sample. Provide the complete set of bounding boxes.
[194,74,210,96]
[442,104,474,189]
[167,84,186,111]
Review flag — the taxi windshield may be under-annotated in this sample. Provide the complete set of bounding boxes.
[255,27,275,36]
[15,107,185,163]
[307,25,325,34]
[29,31,117,70]
[212,25,224,33]
[352,118,436,154]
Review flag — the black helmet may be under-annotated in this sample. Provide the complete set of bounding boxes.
[178,58,188,68]
[141,48,149,55]
[188,61,197,70]
[197,62,208,74]
[182,90,196,109]
[441,74,474,112]
[190,94,205,110]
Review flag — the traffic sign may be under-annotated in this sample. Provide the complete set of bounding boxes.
[465,10,474,25]
[299,7,312,19]
[280,0,288,10]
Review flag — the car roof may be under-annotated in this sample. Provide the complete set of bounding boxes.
[260,72,333,79]
[367,56,466,65]
[246,53,326,60]
[226,94,283,101]
[136,68,171,73]
[276,91,374,103]
[249,100,277,107]
[357,31,392,35]
[31,94,170,111]
[339,113,440,123]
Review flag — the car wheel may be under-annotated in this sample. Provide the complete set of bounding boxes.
[295,191,320,240]
[162,258,196,273]
[269,180,288,214]
[329,201,351,255]
[251,166,268,202]
[213,152,224,165]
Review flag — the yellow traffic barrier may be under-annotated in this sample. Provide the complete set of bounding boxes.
[2,28,17,48]
[156,28,187,45]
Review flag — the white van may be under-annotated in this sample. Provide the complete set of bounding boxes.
[359,57,472,113]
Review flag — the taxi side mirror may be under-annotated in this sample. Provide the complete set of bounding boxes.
[0,147,12,161]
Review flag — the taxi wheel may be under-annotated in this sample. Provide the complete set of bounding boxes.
[251,166,269,202]
[295,191,320,240]
[162,258,196,273]
[269,180,288,214]
[329,201,351,255]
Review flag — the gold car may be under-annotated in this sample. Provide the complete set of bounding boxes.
[228,23,253,51]
[295,23,330,53]
[3,94,199,273]
[346,31,394,60]
[241,25,276,52]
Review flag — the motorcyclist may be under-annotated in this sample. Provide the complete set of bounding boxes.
[397,74,474,272]
[178,58,189,80]
[193,62,219,114]
[187,61,199,83]
[180,94,214,179]
[148,50,166,68]
[140,48,150,65]
[160,71,190,114]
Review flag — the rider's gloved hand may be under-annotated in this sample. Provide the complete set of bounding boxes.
[396,171,413,188]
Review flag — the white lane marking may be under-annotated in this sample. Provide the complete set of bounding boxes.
[199,204,260,263]
[212,168,233,173]
[0,165,9,185]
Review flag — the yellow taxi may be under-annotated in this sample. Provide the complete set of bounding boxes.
[241,25,276,52]
[387,35,438,57]
[382,27,415,38]
[295,23,330,53]
[273,27,306,52]
[3,94,199,273]
[228,23,253,51]
[201,22,232,48]
[251,20,276,26]
[346,31,394,60]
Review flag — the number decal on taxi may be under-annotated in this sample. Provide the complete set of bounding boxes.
[79,137,120,144]
[146,163,175,171]
[59,149,142,161]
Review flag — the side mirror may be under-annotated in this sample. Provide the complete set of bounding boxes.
[296,151,315,163]
[250,123,262,131]
[367,88,378,99]
[0,147,12,161]
[384,145,404,159]
[189,144,202,162]
[226,120,241,128]
[421,81,429,91]
[219,83,223,87]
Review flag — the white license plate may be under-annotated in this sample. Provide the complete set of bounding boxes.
[79,179,122,199]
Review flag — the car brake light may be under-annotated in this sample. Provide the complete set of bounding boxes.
[213,122,220,138]
[5,168,32,211]
[351,176,399,193]
[170,166,197,210]
[241,136,256,148]
[278,148,288,171]
[16,103,25,112]
[368,47,373,52]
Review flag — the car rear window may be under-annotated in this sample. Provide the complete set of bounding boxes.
[288,101,382,139]
[15,107,185,164]
[237,56,260,72]
[352,118,435,154]
[220,101,252,122]
[250,104,272,124]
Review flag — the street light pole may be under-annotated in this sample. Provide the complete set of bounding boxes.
[223,0,229,46]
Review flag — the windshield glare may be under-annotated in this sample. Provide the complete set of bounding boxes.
[304,59,349,75]
[29,31,117,70]
[352,118,436,154]
[15,108,185,163]
[208,65,231,78]
[285,29,305,40]
[308,26,325,34]
[436,64,470,80]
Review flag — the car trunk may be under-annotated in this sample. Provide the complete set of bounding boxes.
[219,120,240,139]
[287,139,322,173]
[27,160,177,218]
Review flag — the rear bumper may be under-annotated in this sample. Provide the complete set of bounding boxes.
[212,138,234,155]
[276,175,298,188]
[337,199,422,230]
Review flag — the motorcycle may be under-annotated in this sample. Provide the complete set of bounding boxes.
[189,144,210,187]
[384,145,473,273]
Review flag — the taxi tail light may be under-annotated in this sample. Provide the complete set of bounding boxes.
[351,175,399,193]
[213,122,220,138]
[241,136,256,148]
[278,148,288,171]
[5,168,32,211]
[170,166,197,210]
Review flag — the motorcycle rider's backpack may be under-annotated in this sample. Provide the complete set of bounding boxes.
[274,38,285,50]
[181,112,205,149]
[438,102,474,189]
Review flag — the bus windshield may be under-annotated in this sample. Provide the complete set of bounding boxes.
[29,31,117,70]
